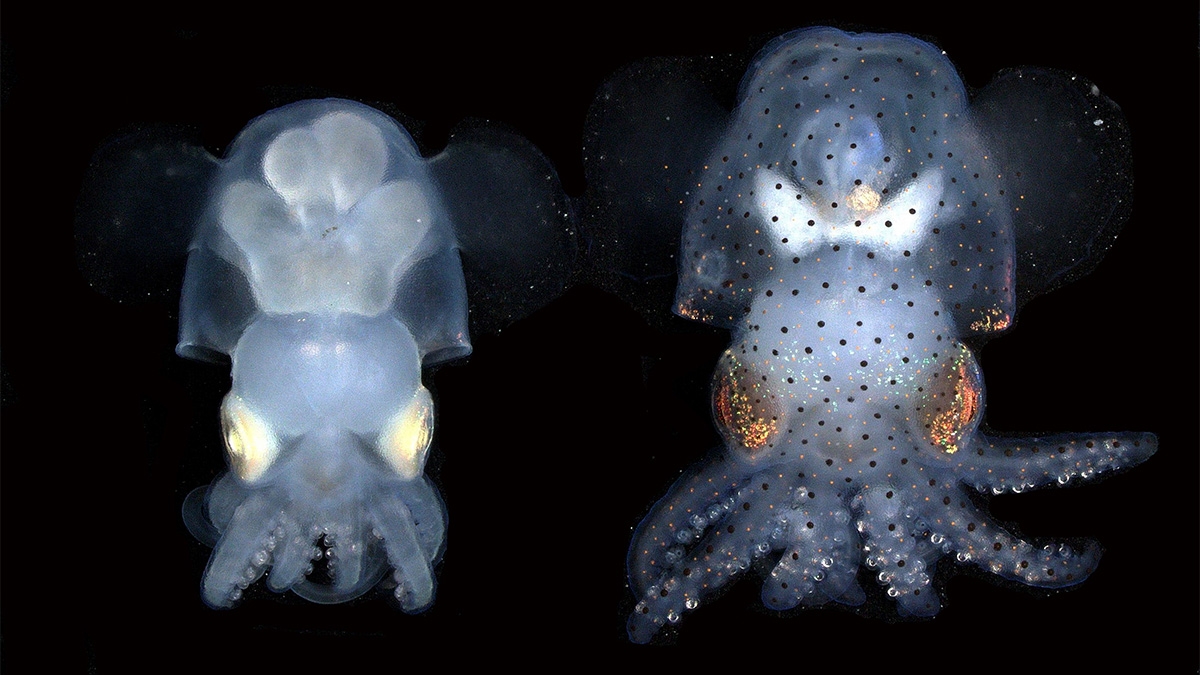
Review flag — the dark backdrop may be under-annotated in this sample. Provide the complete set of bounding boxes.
[3,12,1194,669]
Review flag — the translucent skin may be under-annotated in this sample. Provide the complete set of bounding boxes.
[626,28,1155,642]
[77,95,573,611]
[180,100,467,610]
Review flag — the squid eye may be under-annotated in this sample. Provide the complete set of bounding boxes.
[915,344,983,455]
[712,350,781,462]
[378,386,434,480]
[220,395,280,483]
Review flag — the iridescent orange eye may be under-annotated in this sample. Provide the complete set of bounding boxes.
[712,351,781,461]
[378,386,434,480]
[220,395,279,483]
[914,343,983,455]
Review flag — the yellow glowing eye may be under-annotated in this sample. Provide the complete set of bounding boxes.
[379,386,434,480]
[220,395,279,483]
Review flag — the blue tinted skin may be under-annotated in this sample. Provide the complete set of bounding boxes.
[75,98,573,611]
[621,28,1156,642]
[181,100,467,609]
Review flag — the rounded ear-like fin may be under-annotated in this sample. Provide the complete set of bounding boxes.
[582,57,730,327]
[430,122,576,336]
[75,125,218,304]
[971,69,1133,307]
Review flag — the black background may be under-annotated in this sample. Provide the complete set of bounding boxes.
[3,11,1195,669]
